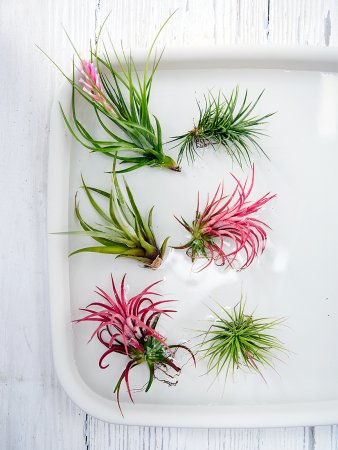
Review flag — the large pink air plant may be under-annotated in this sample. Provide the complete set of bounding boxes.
[79,59,112,112]
[175,166,275,271]
[75,275,195,414]
[75,275,174,353]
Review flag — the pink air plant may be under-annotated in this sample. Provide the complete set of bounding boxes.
[75,275,195,415]
[175,166,275,271]
[79,59,112,112]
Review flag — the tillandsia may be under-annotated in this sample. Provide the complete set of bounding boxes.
[66,161,169,269]
[198,296,285,381]
[174,166,275,271]
[42,15,180,173]
[75,275,195,414]
[172,87,274,166]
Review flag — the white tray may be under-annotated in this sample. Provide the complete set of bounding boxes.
[48,47,338,427]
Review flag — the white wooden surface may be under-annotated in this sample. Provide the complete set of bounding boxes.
[1,0,338,448]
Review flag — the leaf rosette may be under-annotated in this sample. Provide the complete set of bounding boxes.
[75,275,195,414]
[172,87,274,166]
[66,162,169,269]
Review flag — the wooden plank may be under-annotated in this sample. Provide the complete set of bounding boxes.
[83,424,317,449]
[96,0,270,48]
[269,0,338,46]
[214,0,270,45]
[0,0,97,448]
[84,423,262,450]
[207,428,260,450]
[314,426,338,450]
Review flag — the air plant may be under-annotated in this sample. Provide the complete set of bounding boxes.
[198,297,285,381]
[66,160,169,269]
[174,166,275,271]
[75,275,195,414]
[48,15,180,173]
[172,87,273,166]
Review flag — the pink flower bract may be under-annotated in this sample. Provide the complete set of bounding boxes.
[79,59,112,112]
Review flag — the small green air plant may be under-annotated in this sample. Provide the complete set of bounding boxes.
[172,87,274,167]
[41,14,180,173]
[198,297,285,381]
[66,162,169,269]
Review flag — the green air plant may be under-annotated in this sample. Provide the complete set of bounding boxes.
[172,87,274,166]
[66,163,169,269]
[42,14,180,173]
[198,296,285,381]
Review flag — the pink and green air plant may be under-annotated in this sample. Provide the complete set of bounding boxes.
[54,14,180,173]
[75,275,195,415]
[175,166,275,271]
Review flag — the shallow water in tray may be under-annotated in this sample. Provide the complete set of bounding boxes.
[64,67,338,407]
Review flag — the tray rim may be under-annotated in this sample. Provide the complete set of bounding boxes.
[48,46,338,427]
